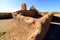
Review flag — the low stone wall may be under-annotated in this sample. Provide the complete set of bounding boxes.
[0,13,12,19]
[9,12,53,40]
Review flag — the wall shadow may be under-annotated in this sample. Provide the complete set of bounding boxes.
[52,16,60,23]
[44,23,60,40]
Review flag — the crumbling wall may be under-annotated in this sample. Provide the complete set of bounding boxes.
[15,3,42,18]
[35,12,53,40]
[9,12,53,40]
[0,12,53,40]
[0,13,12,19]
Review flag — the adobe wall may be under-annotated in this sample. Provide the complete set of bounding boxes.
[10,12,53,40]
[0,12,53,40]
[16,10,38,16]
[0,13,12,19]
[15,10,43,18]
[35,12,53,40]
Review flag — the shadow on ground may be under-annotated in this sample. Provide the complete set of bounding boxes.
[44,23,60,40]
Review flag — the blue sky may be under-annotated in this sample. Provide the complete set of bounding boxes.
[0,0,60,12]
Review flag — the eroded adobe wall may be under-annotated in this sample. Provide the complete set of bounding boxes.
[35,12,53,40]
[9,12,53,40]
[0,13,12,19]
[0,12,53,40]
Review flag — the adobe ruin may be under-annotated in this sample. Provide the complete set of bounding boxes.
[13,3,42,18]
[0,3,55,40]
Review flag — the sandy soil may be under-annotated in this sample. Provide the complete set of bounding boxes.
[0,19,14,32]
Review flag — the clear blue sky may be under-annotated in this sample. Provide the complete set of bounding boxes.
[0,0,60,12]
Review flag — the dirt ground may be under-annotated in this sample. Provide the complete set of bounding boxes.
[0,19,13,32]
